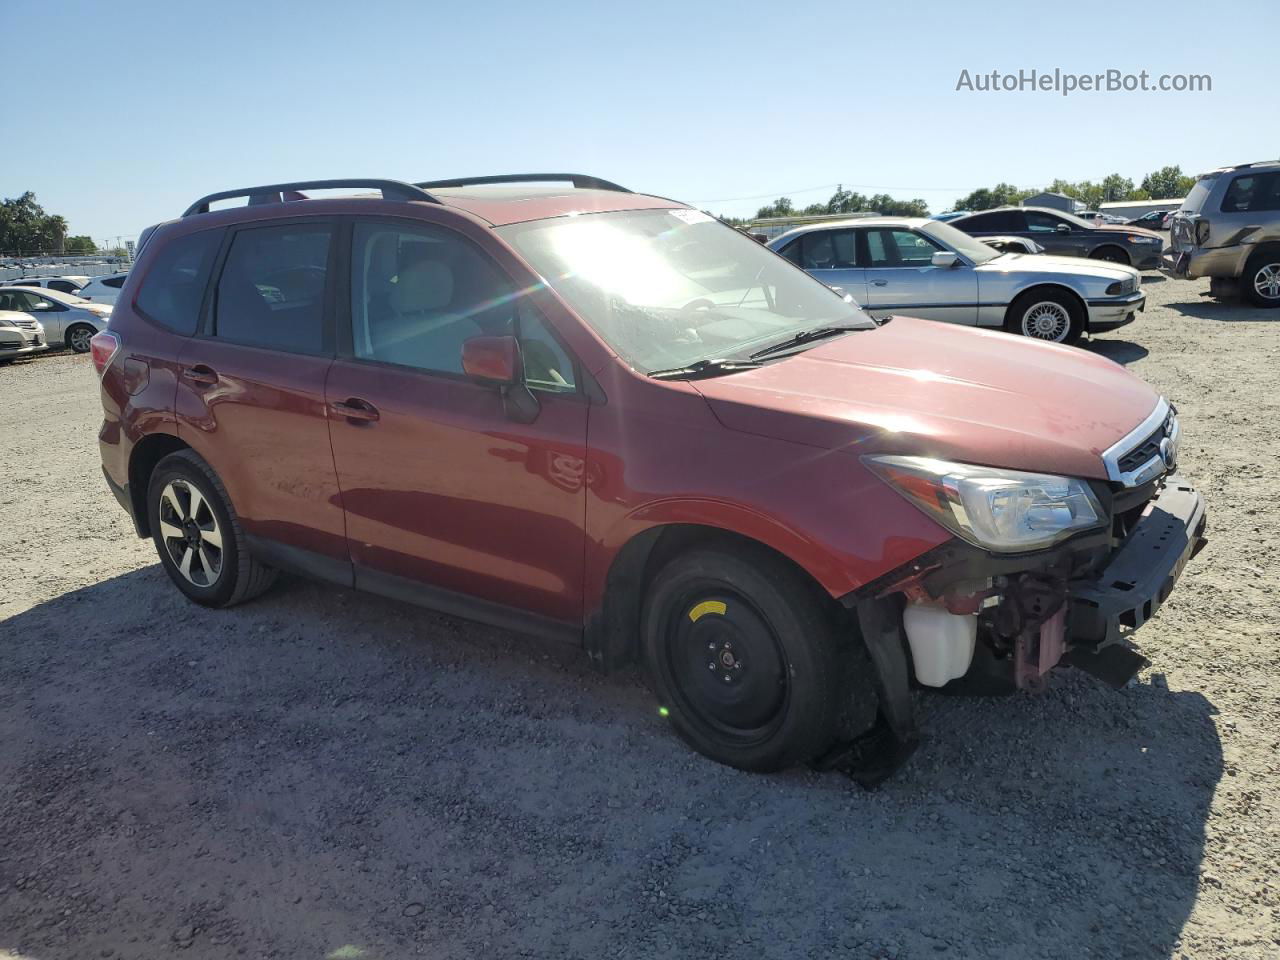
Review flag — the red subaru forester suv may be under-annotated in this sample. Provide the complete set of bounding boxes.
[93,174,1206,780]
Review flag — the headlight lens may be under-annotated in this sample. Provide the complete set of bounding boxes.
[1105,277,1138,295]
[1127,235,1161,244]
[0,317,15,328]
[864,455,1105,552]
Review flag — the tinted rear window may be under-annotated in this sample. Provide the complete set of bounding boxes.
[214,224,331,354]
[135,230,221,335]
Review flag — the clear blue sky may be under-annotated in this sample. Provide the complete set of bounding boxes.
[5,0,1275,243]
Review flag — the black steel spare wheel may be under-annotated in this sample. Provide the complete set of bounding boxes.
[664,589,789,740]
[642,544,870,772]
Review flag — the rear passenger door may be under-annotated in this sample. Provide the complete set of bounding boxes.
[860,227,977,325]
[778,230,867,304]
[173,219,351,579]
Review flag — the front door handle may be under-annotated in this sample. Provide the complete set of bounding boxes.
[330,398,380,423]
[182,364,218,386]
[871,279,889,287]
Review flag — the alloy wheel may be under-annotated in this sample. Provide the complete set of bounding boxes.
[1021,301,1071,341]
[69,327,94,353]
[1254,263,1280,301]
[157,479,224,587]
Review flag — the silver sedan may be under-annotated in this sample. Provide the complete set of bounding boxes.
[769,217,1144,344]
[0,286,112,353]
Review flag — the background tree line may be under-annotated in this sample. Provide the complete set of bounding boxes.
[729,165,1201,224]
[1,192,95,257]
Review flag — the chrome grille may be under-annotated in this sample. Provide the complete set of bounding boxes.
[10,317,38,330]
[1102,401,1179,488]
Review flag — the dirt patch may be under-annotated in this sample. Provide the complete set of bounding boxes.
[1,278,1277,959]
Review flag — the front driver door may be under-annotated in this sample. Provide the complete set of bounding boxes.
[325,219,589,632]
[859,228,978,325]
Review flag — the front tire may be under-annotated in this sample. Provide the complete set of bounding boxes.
[1243,250,1280,308]
[1005,289,1084,344]
[642,544,871,772]
[146,450,277,607]
[1089,246,1130,265]
[65,324,96,353]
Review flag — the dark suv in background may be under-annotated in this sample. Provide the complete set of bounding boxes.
[90,174,1205,780]
[951,206,1165,268]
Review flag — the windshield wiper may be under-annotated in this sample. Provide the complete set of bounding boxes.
[748,325,867,361]
[648,358,763,381]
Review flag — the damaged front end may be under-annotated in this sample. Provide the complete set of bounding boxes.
[823,403,1207,785]
[870,471,1206,696]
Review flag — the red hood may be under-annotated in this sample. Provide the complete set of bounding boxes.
[692,317,1160,480]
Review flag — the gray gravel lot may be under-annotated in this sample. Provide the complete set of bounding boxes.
[1,276,1278,960]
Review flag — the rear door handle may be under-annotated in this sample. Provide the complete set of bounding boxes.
[182,364,218,386]
[330,398,380,423]
[871,279,889,287]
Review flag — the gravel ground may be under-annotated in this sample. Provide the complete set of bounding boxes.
[1,276,1277,960]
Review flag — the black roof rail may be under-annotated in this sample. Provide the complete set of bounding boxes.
[182,179,440,217]
[414,173,631,193]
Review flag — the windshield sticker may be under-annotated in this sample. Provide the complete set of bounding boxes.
[670,209,714,226]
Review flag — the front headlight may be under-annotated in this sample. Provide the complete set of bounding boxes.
[1127,235,1161,245]
[1105,277,1138,295]
[864,455,1105,553]
[0,317,15,328]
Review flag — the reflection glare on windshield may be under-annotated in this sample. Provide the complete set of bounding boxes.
[498,209,874,374]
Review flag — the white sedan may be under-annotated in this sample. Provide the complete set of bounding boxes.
[0,286,112,353]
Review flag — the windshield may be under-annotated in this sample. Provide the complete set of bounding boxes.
[919,220,1001,264]
[496,209,874,374]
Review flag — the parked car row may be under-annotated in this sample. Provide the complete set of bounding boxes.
[89,173,1206,782]
[0,286,112,359]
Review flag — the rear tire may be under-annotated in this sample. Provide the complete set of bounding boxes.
[1005,289,1084,344]
[642,543,871,772]
[65,324,96,353]
[1243,250,1280,308]
[146,450,277,607]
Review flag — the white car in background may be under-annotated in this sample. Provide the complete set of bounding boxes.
[0,312,48,361]
[0,275,90,294]
[76,272,129,304]
[0,286,111,353]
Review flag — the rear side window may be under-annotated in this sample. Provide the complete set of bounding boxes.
[103,275,126,288]
[214,224,332,354]
[48,280,79,293]
[792,230,858,270]
[135,230,220,335]
[956,210,1022,232]
[1222,172,1280,213]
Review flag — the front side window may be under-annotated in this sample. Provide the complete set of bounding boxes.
[48,280,78,293]
[136,228,221,335]
[1025,211,1067,233]
[497,209,873,375]
[349,222,575,390]
[214,224,331,353]
[103,275,126,289]
[863,229,942,267]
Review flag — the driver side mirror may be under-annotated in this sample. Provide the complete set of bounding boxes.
[930,251,960,268]
[1056,223,1071,234]
[462,335,540,424]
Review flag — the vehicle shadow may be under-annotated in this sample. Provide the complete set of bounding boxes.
[1085,338,1149,365]
[0,569,1221,960]
[1166,298,1277,322]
